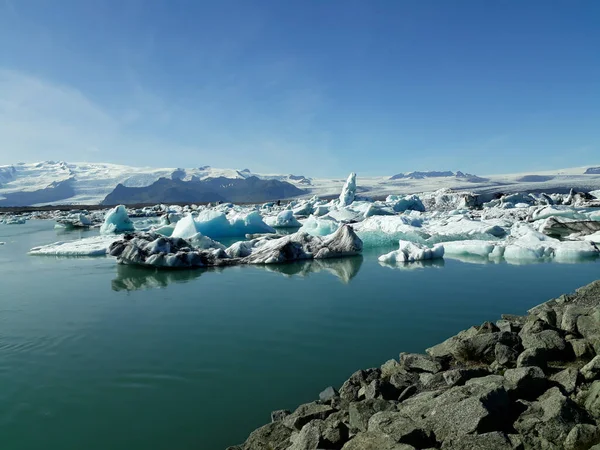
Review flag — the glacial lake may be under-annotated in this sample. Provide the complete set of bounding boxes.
[1,220,599,450]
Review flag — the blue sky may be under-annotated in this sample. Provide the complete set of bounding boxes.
[0,0,598,177]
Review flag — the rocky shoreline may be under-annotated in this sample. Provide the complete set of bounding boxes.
[229,280,600,450]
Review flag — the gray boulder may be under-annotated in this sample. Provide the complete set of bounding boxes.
[515,387,591,450]
[399,353,442,374]
[520,329,568,360]
[517,348,548,369]
[504,366,547,400]
[237,421,292,450]
[550,368,579,395]
[584,381,600,417]
[348,398,395,432]
[271,409,291,423]
[319,386,339,402]
[582,356,600,381]
[341,432,415,450]
[283,402,336,430]
[441,432,523,449]
[496,343,520,366]
[443,368,490,387]
[563,424,600,450]
[368,411,435,448]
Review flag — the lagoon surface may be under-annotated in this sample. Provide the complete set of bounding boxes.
[1,220,600,450]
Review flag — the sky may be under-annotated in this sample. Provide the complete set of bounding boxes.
[0,0,599,178]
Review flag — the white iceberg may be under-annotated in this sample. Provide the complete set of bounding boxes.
[338,172,356,206]
[299,216,340,236]
[29,235,119,256]
[193,210,275,238]
[100,205,135,234]
[378,240,444,264]
[265,210,302,228]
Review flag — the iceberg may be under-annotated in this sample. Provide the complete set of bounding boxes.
[264,210,302,228]
[108,225,363,268]
[353,215,428,247]
[443,240,499,259]
[378,240,444,264]
[29,235,119,256]
[338,172,356,206]
[299,216,340,236]
[192,210,275,238]
[100,205,135,234]
[386,194,426,213]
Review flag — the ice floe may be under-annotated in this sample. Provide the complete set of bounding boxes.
[100,205,136,234]
[379,241,445,264]
[29,235,119,256]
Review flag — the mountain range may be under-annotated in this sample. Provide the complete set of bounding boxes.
[1,161,600,206]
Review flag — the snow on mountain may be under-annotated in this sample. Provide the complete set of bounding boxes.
[0,161,313,205]
[1,160,600,206]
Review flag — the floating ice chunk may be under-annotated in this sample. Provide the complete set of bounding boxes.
[353,215,428,247]
[100,205,135,234]
[193,210,274,238]
[425,215,507,242]
[153,224,176,237]
[325,207,363,223]
[109,225,363,268]
[29,235,118,256]
[584,231,600,244]
[378,240,444,263]
[530,206,588,221]
[265,210,302,228]
[313,205,330,217]
[171,214,200,240]
[299,216,340,236]
[386,194,426,213]
[228,211,275,236]
[0,242,5,245]
[292,202,313,217]
[338,172,356,206]
[553,241,599,261]
[2,216,26,225]
[443,240,498,258]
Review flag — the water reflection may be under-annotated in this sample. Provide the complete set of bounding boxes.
[112,265,211,291]
[112,256,364,290]
[260,256,363,284]
[379,259,445,270]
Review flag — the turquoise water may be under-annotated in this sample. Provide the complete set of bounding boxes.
[1,220,599,450]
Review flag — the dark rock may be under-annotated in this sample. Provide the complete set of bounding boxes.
[560,305,591,334]
[441,431,523,449]
[520,329,568,359]
[389,371,419,391]
[496,319,519,333]
[348,398,395,432]
[319,386,339,402]
[581,356,600,381]
[399,353,442,373]
[283,402,336,430]
[496,343,520,367]
[397,382,511,441]
[504,366,547,400]
[570,339,595,359]
[363,379,400,400]
[477,321,501,334]
[368,411,435,448]
[287,421,321,450]
[380,359,401,378]
[238,421,292,450]
[419,372,447,389]
[585,381,600,418]
[550,368,579,395]
[271,409,291,423]
[339,369,381,401]
[397,384,418,403]
[443,368,490,387]
[517,347,548,369]
[578,312,600,339]
[514,387,591,450]
[563,424,600,450]
[340,432,414,450]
